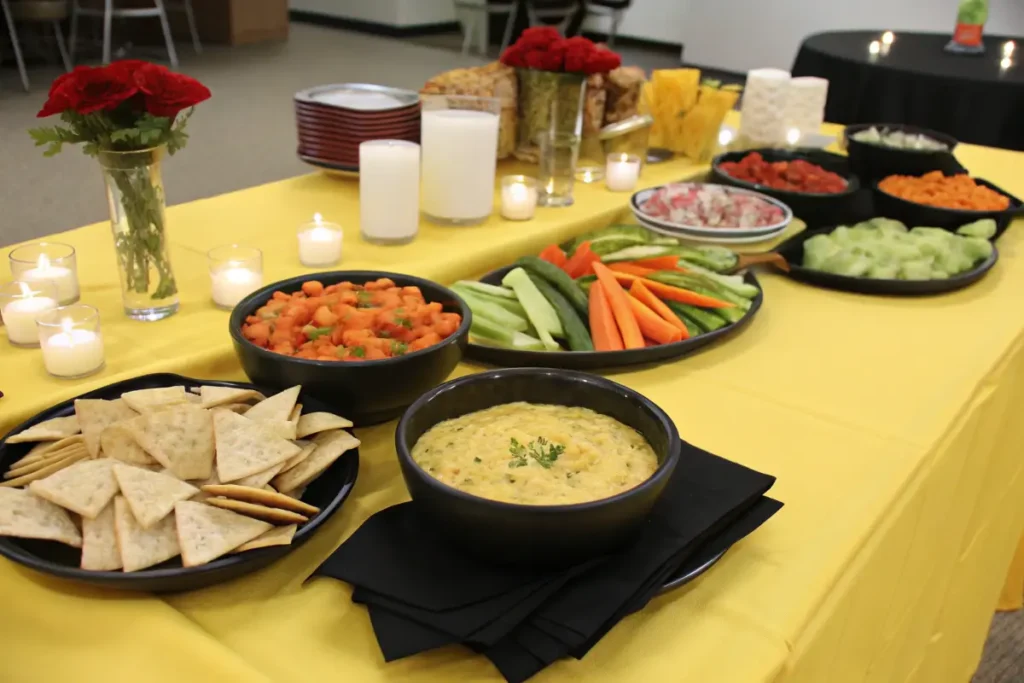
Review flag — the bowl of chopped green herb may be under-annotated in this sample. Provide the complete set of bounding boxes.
[395,368,681,568]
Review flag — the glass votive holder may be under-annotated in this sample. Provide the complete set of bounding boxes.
[297,214,344,266]
[0,280,58,347]
[208,245,263,310]
[36,304,105,379]
[500,175,539,221]
[605,153,642,192]
[8,242,80,305]
[537,132,581,207]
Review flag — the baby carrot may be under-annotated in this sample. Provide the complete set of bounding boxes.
[626,294,683,345]
[609,262,656,277]
[592,262,645,349]
[589,280,624,351]
[629,280,689,338]
[608,271,735,309]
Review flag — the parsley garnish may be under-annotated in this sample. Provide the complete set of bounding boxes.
[395,317,412,329]
[356,291,374,308]
[507,437,564,469]
[350,346,366,358]
[391,341,408,356]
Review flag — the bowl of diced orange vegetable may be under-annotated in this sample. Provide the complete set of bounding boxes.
[874,171,1022,239]
[229,271,471,426]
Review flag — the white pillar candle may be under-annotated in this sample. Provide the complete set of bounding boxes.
[421,105,500,224]
[2,295,57,346]
[784,77,829,139]
[605,154,642,192]
[360,140,420,244]
[211,267,262,309]
[739,68,791,147]
[500,176,538,221]
[41,327,105,378]
[18,254,79,304]
[298,214,344,266]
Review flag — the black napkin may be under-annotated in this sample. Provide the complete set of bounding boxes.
[315,445,781,682]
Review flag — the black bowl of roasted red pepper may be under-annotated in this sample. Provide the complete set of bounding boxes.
[711,149,863,228]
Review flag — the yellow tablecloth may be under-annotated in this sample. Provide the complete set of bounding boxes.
[2,135,1023,683]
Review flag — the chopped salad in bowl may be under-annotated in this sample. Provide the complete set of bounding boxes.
[631,183,792,237]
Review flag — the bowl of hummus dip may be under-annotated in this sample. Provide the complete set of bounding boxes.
[395,368,680,567]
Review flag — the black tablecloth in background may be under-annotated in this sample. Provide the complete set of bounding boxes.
[792,30,1024,150]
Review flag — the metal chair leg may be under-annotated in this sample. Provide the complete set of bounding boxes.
[182,0,201,54]
[461,12,476,55]
[102,0,113,64]
[53,20,72,72]
[499,2,519,54]
[68,1,79,64]
[607,9,621,48]
[0,0,30,91]
[152,0,179,67]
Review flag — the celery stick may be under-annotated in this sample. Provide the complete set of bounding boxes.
[452,284,526,317]
[501,267,562,350]
[454,280,517,299]
[458,288,529,332]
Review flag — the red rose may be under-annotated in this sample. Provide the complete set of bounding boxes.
[37,63,139,118]
[516,26,561,49]
[583,48,622,74]
[133,63,211,118]
[500,45,526,68]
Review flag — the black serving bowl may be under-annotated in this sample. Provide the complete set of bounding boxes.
[711,148,862,228]
[229,271,471,426]
[872,177,1024,241]
[843,123,961,183]
[0,374,359,592]
[395,368,681,568]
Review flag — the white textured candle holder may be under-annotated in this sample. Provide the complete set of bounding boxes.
[739,68,791,147]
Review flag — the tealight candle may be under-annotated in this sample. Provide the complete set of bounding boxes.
[8,243,80,305]
[297,214,344,267]
[500,176,538,221]
[37,304,105,379]
[605,154,642,192]
[0,281,58,347]
[208,246,263,309]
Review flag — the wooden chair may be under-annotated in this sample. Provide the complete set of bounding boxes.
[1,0,72,92]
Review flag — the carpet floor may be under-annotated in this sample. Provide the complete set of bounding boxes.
[0,19,1021,682]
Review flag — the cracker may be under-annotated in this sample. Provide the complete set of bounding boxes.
[28,458,119,519]
[81,502,122,570]
[174,500,271,566]
[213,410,301,483]
[13,436,85,466]
[233,462,286,490]
[1,450,90,488]
[205,498,308,525]
[120,387,188,414]
[5,445,88,479]
[272,430,359,494]
[214,403,250,415]
[113,463,197,529]
[244,386,301,424]
[0,488,82,547]
[127,404,214,480]
[263,419,298,441]
[233,524,297,553]
[295,412,353,439]
[113,496,180,571]
[189,470,220,501]
[289,404,302,421]
[6,415,81,443]
[199,484,320,516]
[199,386,265,409]
[75,399,138,458]
[279,486,306,500]
[99,422,157,467]
[280,441,317,473]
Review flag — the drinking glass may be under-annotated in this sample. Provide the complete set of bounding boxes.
[537,132,581,207]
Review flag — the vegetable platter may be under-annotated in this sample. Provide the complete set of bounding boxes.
[773,217,999,296]
[455,225,764,370]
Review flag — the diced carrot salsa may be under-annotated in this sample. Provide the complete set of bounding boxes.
[241,278,462,362]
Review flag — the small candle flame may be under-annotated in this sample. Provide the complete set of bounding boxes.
[718,128,734,146]
[37,254,52,271]
[1004,41,1015,57]
[1001,56,1013,71]
[786,128,801,146]
[17,282,32,298]
[60,317,74,335]
[313,213,323,226]
[881,31,894,46]
[868,41,881,56]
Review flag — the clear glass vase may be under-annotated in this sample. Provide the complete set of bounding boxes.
[97,146,179,321]
[515,69,586,160]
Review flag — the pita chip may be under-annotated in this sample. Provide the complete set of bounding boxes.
[75,399,138,458]
[113,463,198,528]
[28,458,119,519]
[2,450,90,488]
[279,441,317,473]
[0,488,82,547]
[213,410,300,483]
[263,419,298,441]
[81,502,122,571]
[244,386,301,424]
[295,412,353,439]
[233,524,296,553]
[233,462,286,490]
[114,496,180,571]
[99,422,157,467]
[127,405,215,480]
[205,498,308,524]
[120,387,188,414]
[174,501,271,566]
[6,415,81,444]
[14,436,85,466]
[200,484,320,516]
[272,430,359,493]
[289,404,302,422]
[5,444,88,479]
[199,386,265,409]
